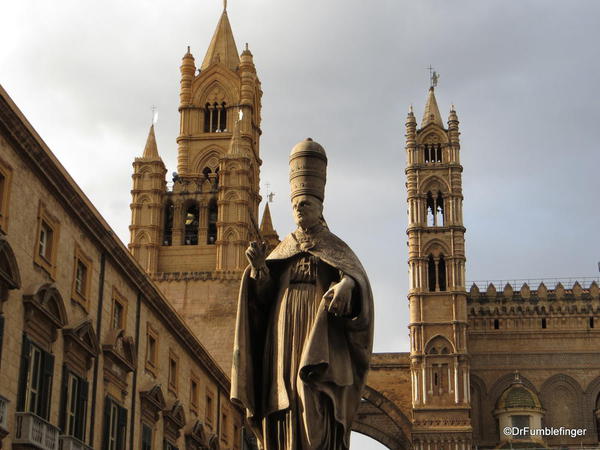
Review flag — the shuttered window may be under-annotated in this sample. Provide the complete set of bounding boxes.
[102,397,127,450]
[17,334,54,420]
[59,366,89,441]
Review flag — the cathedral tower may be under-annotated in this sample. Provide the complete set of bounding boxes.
[129,5,269,370]
[406,87,472,448]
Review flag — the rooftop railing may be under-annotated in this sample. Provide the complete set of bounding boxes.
[467,277,600,291]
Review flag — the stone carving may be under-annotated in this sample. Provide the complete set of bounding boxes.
[231,138,374,449]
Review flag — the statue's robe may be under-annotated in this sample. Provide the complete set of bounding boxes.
[231,227,374,449]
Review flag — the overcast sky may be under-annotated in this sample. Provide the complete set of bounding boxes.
[2,1,600,447]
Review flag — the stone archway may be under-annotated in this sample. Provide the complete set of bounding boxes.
[352,385,412,450]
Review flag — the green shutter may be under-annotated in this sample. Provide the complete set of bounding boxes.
[59,365,68,431]
[39,350,54,419]
[117,405,127,450]
[75,377,88,440]
[102,397,111,450]
[16,333,31,411]
[0,315,4,362]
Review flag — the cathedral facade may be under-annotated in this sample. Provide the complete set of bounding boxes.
[125,6,600,450]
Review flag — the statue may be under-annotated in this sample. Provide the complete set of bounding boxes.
[231,138,374,449]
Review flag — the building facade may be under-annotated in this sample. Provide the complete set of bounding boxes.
[0,80,246,449]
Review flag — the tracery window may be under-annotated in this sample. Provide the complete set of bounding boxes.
[204,102,227,132]
[427,253,447,292]
[426,191,444,226]
[424,143,442,163]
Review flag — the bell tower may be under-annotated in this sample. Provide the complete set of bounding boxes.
[406,87,472,448]
[129,5,269,371]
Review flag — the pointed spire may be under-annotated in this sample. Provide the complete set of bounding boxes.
[420,87,444,128]
[142,124,160,159]
[260,202,275,233]
[260,202,279,251]
[201,9,240,71]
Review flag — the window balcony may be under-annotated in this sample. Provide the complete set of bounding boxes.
[58,435,93,450]
[14,411,59,450]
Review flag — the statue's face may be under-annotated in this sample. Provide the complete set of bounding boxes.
[292,195,323,229]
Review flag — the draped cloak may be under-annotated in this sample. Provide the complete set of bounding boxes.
[231,227,374,449]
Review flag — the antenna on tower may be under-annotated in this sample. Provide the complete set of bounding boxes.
[223,0,227,10]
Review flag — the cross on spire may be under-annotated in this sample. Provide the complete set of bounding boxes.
[426,65,439,88]
[151,105,158,125]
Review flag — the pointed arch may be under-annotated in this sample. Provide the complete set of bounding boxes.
[421,238,450,257]
[424,334,455,354]
[136,194,152,205]
[191,148,224,176]
[419,175,449,195]
[541,374,584,429]
[223,227,239,242]
[135,231,151,245]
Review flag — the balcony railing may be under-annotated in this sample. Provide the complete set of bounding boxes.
[59,435,93,450]
[0,395,8,434]
[14,411,59,450]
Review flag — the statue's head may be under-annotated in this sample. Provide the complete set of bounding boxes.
[292,194,323,229]
[289,138,327,230]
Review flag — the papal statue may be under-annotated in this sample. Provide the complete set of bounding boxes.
[231,138,374,450]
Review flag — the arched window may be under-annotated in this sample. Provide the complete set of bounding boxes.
[427,253,447,292]
[207,199,218,245]
[428,254,436,292]
[204,102,227,132]
[424,143,442,163]
[184,204,199,245]
[438,254,446,291]
[163,202,174,246]
[426,191,444,226]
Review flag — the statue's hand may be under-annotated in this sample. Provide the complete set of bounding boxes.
[324,276,356,317]
[246,241,267,267]
[246,241,269,280]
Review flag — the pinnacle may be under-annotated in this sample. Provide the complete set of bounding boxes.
[142,124,160,159]
[420,87,444,129]
[260,202,275,233]
[201,9,240,71]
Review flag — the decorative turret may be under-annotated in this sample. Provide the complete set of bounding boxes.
[129,124,167,273]
[179,46,195,107]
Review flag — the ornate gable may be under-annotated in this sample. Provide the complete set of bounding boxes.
[22,283,67,344]
[102,328,136,396]
[140,384,166,423]
[185,420,209,449]
[164,401,186,442]
[63,319,100,372]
